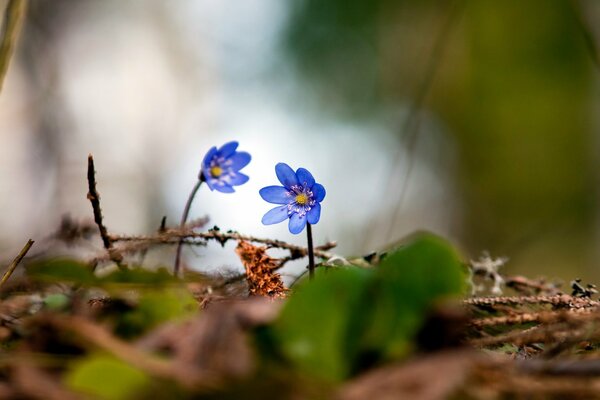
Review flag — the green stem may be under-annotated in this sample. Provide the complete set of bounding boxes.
[307,223,315,280]
[174,178,204,277]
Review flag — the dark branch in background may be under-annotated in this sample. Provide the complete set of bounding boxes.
[570,0,600,71]
[0,239,33,288]
[376,0,463,245]
[86,154,123,269]
[0,0,27,92]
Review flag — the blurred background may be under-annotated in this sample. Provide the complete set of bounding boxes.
[0,0,599,283]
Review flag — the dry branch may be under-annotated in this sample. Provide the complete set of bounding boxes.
[86,155,123,268]
[0,239,33,288]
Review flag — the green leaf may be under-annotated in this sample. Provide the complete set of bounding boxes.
[100,267,179,285]
[43,293,70,311]
[359,232,467,359]
[273,266,371,382]
[65,353,150,400]
[115,288,197,338]
[27,259,97,285]
[270,232,467,382]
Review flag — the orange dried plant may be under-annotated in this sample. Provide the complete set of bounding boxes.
[235,240,287,299]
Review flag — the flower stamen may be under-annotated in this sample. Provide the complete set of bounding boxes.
[210,166,223,177]
[295,193,308,205]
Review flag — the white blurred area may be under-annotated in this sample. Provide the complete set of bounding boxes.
[0,0,459,275]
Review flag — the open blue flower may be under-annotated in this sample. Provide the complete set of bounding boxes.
[201,141,251,193]
[259,163,326,234]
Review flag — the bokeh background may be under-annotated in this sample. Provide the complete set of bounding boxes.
[1,0,599,283]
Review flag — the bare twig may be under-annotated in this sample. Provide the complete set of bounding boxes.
[464,294,599,309]
[40,314,222,390]
[0,239,33,288]
[0,0,27,93]
[109,230,337,260]
[86,154,123,268]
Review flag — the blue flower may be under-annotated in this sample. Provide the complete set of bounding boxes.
[201,141,251,193]
[259,163,326,234]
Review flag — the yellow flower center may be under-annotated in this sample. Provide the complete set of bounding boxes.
[210,166,223,177]
[295,193,308,205]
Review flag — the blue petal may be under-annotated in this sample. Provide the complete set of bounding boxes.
[307,203,321,224]
[202,146,217,169]
[312,183,326,202]
[296,168,315,187]
[262,205,289,225]
[213,182,235,193]
[229,151,251,170]
[228,172,249,186]
[204,176,216,190]
[275,163,298,188]
[288,213,307,234]
[259,186,290,204]
[218,141,239,157]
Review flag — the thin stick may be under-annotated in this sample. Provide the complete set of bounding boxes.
[174,178,203,277]
[306,223,315,280]
[86,154,123,268]
[0,0,27,93]
[110,230,336,260]
[0,238,33,287]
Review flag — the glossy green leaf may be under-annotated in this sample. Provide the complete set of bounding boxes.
[359,233,467,359]
[273,266,371,382]
[116,288,197,338]
[65,353,150,400]
[27,259,97,285]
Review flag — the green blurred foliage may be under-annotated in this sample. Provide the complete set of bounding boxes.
[284,0,598,280]
[115,288,197,338]
[272,233,466,383]
[66,353,150,400]
[27,259,180,287]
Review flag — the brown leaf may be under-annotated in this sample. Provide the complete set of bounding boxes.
[235,241,287,298]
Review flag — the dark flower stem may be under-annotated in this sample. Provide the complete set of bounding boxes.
[174,176,204,277]
[306,223,315,280]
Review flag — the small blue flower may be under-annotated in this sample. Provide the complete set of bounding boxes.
[201,141,251,193]
[259,163,326,234]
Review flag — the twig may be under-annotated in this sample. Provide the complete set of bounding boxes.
[470,308,596,329]
[0,239,33,288]
[109,230,337,260]
[464,294,599,309]
[86,154,123,268]
[0,0,27,93]
[39,314,222,390]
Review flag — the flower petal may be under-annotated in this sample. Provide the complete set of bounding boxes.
[312,183,326,202]
[217,141,239,157]
[262,205,289,225]
[259,186,290,204]
[212,182,235,193]
[288,213,307,234]
[228,151,251,171]
[228,172,249,186]
[202,146,217,169]
[296,168,315,187]
[307,203,321,224]
[275,163,298,188]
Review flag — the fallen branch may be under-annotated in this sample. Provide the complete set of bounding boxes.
[109,230,337,260]
[0,239,33,288]
[86,155,123,268]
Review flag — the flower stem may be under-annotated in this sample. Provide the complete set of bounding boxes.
[174,177,204,277]
[306,223,315,280]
